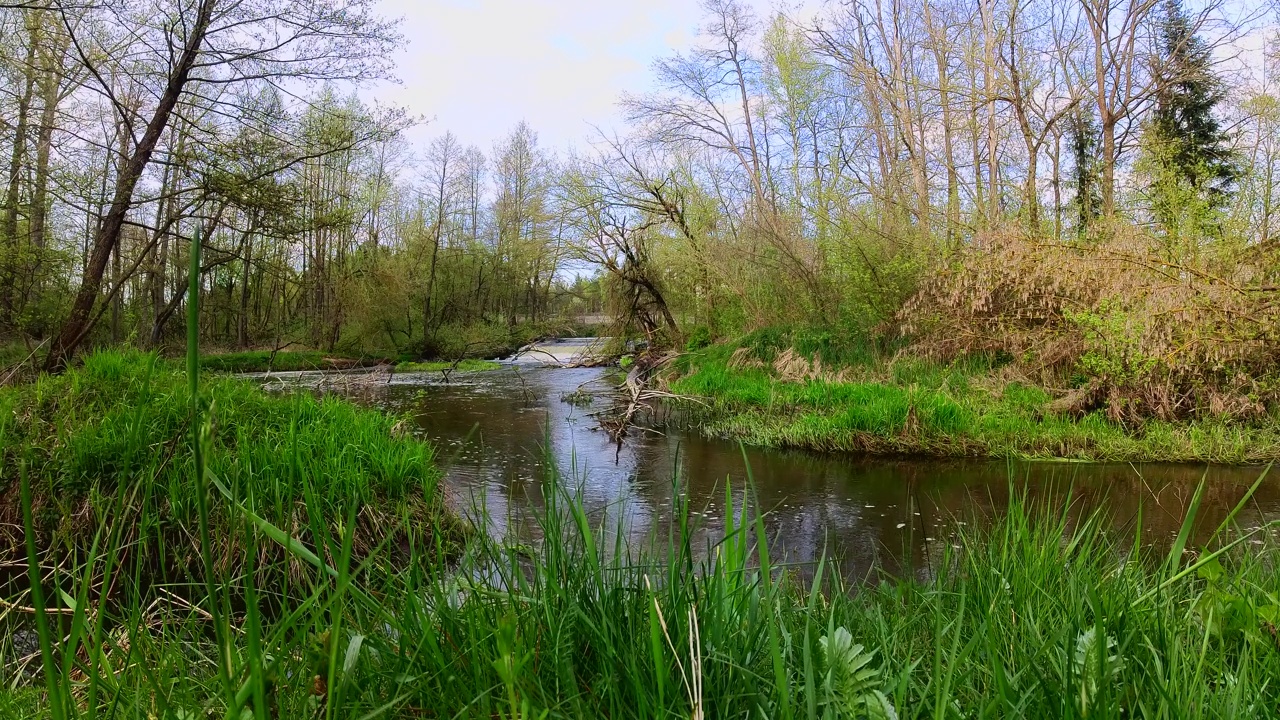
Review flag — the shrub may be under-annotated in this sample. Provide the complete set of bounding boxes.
[902,225,1280,423]
[685,325,713,352]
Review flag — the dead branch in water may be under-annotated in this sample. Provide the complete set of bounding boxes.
[599,352,703,444]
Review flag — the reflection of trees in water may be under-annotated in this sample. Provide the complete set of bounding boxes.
[304,367,1279,580]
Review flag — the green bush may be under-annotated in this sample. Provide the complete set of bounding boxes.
[685,325,713,352]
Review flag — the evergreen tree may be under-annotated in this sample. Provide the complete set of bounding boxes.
[1068,107,1102,237]
[1146,0,1239,218]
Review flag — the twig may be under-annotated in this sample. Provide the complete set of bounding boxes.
[0,597,77,616]
[0,338,49,386]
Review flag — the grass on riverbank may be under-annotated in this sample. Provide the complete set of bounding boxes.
[199,350,394,373]
[0,350,463,578]
[667,332,1280,463]
[196,315,601,375]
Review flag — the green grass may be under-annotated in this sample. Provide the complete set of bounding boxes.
[200,350,393,373]
[0,349,463,577]
[4,255,1277,718]
[2,439,1277,716]
[668,336,1280,463]
[395,358,502,373]
[2,345,1278,717]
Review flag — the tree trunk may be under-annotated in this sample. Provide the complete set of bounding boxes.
[28,15,68,265]
[44,0,216,371]
[924,0,959,251]
[1051,133,1063,242]
[1,19,39,327]
[981,0,1000,224]
[238,222,253,347]
[110,235,122,342]
[1099,115,1116,216]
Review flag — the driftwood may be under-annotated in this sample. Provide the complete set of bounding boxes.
[598,352,703,444]
[260,364,391,393]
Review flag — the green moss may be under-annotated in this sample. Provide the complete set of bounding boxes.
[200,350,392,373]
[395,359,502,373]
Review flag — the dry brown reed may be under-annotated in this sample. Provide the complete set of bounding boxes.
[902,225,1280,423]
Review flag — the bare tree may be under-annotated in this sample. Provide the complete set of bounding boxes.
[43,0,398,370]
[421,131,463,341]
[560,152,679,342]
[998,0,1085,228]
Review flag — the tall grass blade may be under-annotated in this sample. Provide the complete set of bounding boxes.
[1208,463,1272,542]
[1165,471,1206,575]
[21,462,67,720]
[185,226,235,710]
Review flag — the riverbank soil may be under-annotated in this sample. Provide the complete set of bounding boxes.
[667,329,1280,463]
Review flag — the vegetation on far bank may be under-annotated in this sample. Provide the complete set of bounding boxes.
[198,349,393,373]
[183,317,593,376]
[667,328,1280,464]
[395,358,502,373]
[196,350,505,375]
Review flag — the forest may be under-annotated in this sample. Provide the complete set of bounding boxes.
[2,0,1279,450]
[2,0,1280,717]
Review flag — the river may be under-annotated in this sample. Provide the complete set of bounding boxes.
[255,340,1280,581]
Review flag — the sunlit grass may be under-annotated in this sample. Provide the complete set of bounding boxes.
[669,335,1280,463]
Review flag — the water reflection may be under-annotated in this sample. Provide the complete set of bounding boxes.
[264,365,1280,581]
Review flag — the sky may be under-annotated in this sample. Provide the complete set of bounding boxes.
[367,0,1273,158]
[367,0,816,155]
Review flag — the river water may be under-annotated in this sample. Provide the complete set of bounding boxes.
[257,343,1280,581]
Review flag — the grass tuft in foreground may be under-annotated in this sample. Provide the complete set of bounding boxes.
[0,349,463,580]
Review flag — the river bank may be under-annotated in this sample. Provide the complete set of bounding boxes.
[1,352,1278,717]
[665,336,1280,464]
[0,350,465,575]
